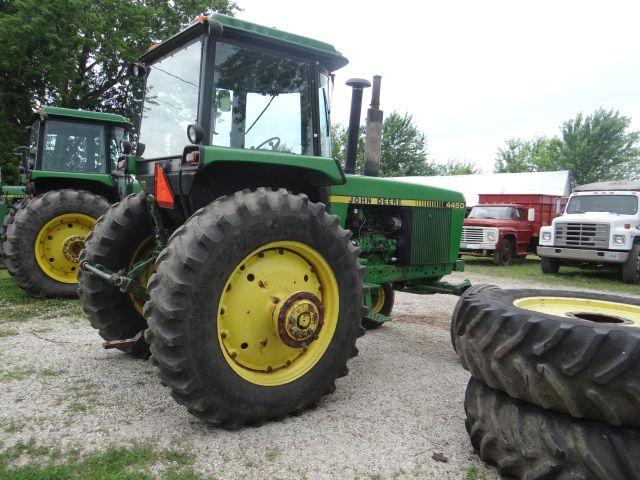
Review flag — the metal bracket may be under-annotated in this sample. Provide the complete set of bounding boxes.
[80,261,150,301]
[401,279,472,296]
[363,311,391,326]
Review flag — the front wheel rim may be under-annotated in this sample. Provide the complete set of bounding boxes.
[35,213,96,283]
[514,297,640,327]
[217,241,339,386]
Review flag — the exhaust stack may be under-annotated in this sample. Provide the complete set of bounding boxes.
[344,78,371,174]
[364,75,383,177]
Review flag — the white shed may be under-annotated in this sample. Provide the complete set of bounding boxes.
[399,170,571,206]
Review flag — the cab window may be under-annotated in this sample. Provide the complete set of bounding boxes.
[42,120,106,173]
[211,41,313,155]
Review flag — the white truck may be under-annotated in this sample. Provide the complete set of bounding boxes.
[537,180,640,284]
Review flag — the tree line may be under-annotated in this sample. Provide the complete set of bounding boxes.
[494,108,639,186]
[331,112,479,177]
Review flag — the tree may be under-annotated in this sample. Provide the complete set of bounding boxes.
[558,109,640,185]
[332,112,433,177]
[433,160,481,175]
[0,0,237,183]
[380,112,432,177]
[494,137,560,173]
[494,109,640,186]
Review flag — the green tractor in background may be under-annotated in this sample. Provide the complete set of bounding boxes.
[78,14,468,427]
[2,107,140,297]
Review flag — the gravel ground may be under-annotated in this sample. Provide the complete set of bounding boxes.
[1,271,637,479]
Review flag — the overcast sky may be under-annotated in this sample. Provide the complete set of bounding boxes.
[236,0,640,172]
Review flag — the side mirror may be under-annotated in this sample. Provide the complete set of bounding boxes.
[216,90,232,112]
[119,139,132,155]
[528,208,535,222]
[136,143,146,157]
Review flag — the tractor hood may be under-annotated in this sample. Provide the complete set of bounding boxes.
[330,175,466,207]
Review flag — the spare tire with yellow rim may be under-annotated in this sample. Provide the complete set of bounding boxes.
[451,285,640,427]
[144,188,365,427]
[4,189,109,298]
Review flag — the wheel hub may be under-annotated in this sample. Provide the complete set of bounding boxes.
[274,292,324,348]
[62,235,85,263]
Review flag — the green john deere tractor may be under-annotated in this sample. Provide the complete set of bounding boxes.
[78,14,468,427]
[2,107,140,297]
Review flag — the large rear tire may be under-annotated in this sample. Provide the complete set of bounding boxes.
[621,243,640,284]
[4,190,108,298]
[0,198,28,267]
[145,188,365,427]
[465,378,640,480]
[452,285,640,426]
[78,192,153,356]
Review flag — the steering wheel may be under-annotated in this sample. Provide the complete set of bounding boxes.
[254,137,281,151]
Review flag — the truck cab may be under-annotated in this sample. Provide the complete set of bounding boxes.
[460,194,564,265]
[538,181,640,283]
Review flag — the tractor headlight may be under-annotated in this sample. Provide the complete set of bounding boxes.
[613,234,626,246]
[187,124,204,145]
[542,232,551,242]
[486,231,497,241]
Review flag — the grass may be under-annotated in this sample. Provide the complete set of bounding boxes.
[0,442,214,480]
[0,270,83,324]
[462,255,640,295]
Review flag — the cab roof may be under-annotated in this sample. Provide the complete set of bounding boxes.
[140,13,349,71]
[39,107,131,127]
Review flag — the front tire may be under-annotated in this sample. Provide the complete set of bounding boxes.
[4,190,108,298]
[145,188,365,427]
[540,255,560,274]
[492,237,514,266]
[78,192,153,356]
[621,243,640,284]
[362,283,394,330]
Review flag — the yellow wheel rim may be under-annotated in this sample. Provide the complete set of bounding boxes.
[34,213,95,283]
[514,297,640,327]
[217,241,339,386]
[128,236,155,316]
[371,286,385,313]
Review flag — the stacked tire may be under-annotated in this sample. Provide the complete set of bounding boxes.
[451,285,640,479]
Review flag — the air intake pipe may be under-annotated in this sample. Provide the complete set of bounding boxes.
[344,78,371,174]
[364,75,383,177]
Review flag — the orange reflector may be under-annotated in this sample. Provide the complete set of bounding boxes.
[191,14,207,24]
[155,163,174,209]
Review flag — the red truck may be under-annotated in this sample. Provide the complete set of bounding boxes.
[460,194,566,265]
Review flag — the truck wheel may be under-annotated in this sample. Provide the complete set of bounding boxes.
[540,256,560,274]
[621,243,640,284]
[452,286,640,426]
[4,190,109,298]
[465,378,640,480]
[145,188,365,427]
[362,283,394,330]
[78,192,154,356]
[0,199,28,266]
[492,237,514,266]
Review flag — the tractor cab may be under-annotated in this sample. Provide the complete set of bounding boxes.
[131,14,347,211]
[19,107,131,198]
